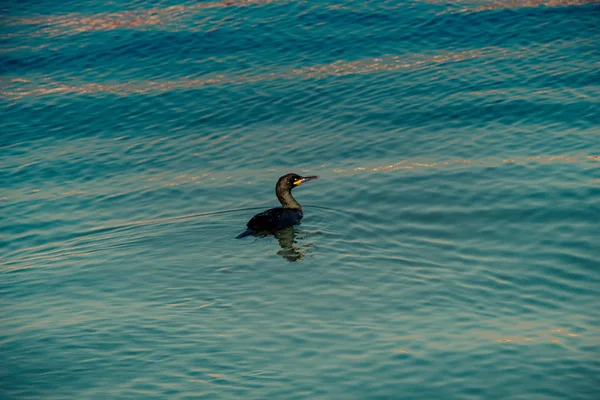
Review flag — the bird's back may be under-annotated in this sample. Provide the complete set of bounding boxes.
[246,207,303,232]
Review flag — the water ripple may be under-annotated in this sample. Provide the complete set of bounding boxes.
[2,1,599,399]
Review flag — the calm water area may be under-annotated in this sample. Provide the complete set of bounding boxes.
[1,0,599,399]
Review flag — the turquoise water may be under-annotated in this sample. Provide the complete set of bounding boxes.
[1,0,599,398]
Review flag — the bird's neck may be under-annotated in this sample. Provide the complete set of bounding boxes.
[276,188,301,210]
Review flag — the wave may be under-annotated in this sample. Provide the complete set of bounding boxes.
[1,41,586,99]
[432,0,599,15]
[2,0,281,33]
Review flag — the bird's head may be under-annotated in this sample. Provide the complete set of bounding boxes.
[277,173,319,191]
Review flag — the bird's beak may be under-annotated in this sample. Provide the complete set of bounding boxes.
[294,176,319,186]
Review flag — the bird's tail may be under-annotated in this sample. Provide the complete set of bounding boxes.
[235,229,256,239]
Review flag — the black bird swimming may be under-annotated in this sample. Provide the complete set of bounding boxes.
[236,173,319,238]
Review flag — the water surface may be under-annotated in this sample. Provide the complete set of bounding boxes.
[1,1,599,399]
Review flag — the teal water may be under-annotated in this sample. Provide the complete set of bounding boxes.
[1,1,600,399]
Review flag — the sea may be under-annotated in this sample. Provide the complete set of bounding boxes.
[1,1,599,399]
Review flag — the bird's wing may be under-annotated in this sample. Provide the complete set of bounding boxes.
[247,208,283,230]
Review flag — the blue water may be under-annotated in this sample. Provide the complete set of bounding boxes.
[1,1,599,398]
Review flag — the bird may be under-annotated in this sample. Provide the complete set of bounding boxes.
[236,173,319,239]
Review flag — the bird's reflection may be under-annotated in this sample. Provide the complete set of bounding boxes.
[273,227,312,262]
